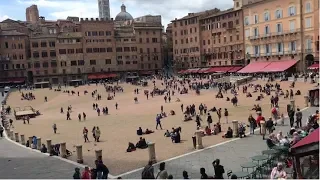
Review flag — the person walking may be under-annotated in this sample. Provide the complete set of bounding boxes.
[207,113,212,129]
[115,102,118,110]
[181,104,184,112]
[95,127,101,142]
[83,127,89,142]
[83,112,86,121]
[156,114,162,130]
[212,159,225,179]
[156,162,168,179]
[0,125,4,137]
[217,108,222,123]
[9,119,14,128]
[67,111,71,120]
[78,113,81,122]
[52,123,57,134]
[141,161,155,179]
[295,108,302,128]
[224,109,229,124]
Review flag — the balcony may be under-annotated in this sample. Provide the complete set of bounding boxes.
[248,29,301,41]
[0,56,11,62]
[305,49,313,54]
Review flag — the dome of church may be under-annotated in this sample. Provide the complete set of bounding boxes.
[115,4,133,21]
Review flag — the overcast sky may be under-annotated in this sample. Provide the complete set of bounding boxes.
[0,0,234,28]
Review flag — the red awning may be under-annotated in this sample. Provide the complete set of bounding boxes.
[260,60,298,72]
[291,128,319,149]
[238,62,272,73]
[198,67,210,73]
[205,66,233,73]
[185,68,201,74]
[140,71,153,75]
[88,73,117,80]
[228,66,243,72]
[308,63,319,70]
[0,77,25,83]
[178,69,186,74]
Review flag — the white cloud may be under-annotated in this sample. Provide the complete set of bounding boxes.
[0,15,10,21]
[18,0,234,28]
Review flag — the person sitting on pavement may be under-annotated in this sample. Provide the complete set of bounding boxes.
[40,144,47,153]
[126,142,136,152]
[145,129,154,134]
[205,126,212,136]
[223,127,233,138]
[212,124,220,135]
[136,137,148,149]
[164,130,171,137]
[266,134,277,149]
[137,127,143,136]
[238,124,246,138]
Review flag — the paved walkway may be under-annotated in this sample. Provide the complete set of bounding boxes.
[120,107,317,179]
[1,92,84,179]
[0,138,84,179]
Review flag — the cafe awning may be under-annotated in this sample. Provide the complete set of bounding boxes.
[308,63,319,70]
[0,77,25,84]
[228,66,243,72]
[238,62,271,73]
[178,69,187,74]
[88,73,117,80]
[205,66,234,73]
[260,60,298,72]
[198,67,210,73]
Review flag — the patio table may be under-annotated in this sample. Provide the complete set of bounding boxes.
[240,162,258,172]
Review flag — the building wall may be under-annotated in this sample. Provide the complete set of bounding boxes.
[243,0,319,71]
[172,15,201,69]
[200,9,245,67]
[0,34,29,79]
[81,19,116,74]
[134,26,163,71]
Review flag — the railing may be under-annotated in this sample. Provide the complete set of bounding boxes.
[249,50,301,57]
[248,29,301,40]
[0,56,11,61]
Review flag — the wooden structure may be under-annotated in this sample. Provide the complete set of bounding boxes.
[14,106,38,120]
[290,128,319,179]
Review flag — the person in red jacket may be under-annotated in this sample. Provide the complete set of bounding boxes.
[256,112,264,134]
[81,166,91,179]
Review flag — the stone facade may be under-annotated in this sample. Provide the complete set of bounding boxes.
[242,0,319,71]
[0,5,163,84]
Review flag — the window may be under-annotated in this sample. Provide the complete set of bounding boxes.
[265,44,271,55]
[67,49,75,54]
[277,42,283,53]
[106,48,113,52]
[76,48,83,53]
[42,62,49,67]
[253,27,259,37]
[152,38,158,43]
[306,39,312,50]
[146,38,149,43]
[41,41,47,47]
[254,14,259,24]
[276,23,282,33]
[289,41,296,51]
[264,12,270,21]
[90,60,96,65]
[59,49,67,54]
[32,42,38,48]
[254,45,260,55]
[33,51,39,58]
[42,51,48,57]
[265,25,270,35]
[49,41,55,47]
[78,60,85,66]
[71,61,77,66]
[275,9,282,19]
[305,2,311,13]
[105,59,111,64]
[289,20,295,31]
[305,17,312,28]
[51,61,57,67]
[288,6,296,16]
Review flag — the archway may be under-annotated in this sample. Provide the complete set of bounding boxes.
[305,54,314,67]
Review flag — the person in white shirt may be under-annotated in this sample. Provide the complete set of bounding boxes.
[270,163,287,179]
[276,131,284,142]
[279,136,290,146]
[156,162,168,179]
